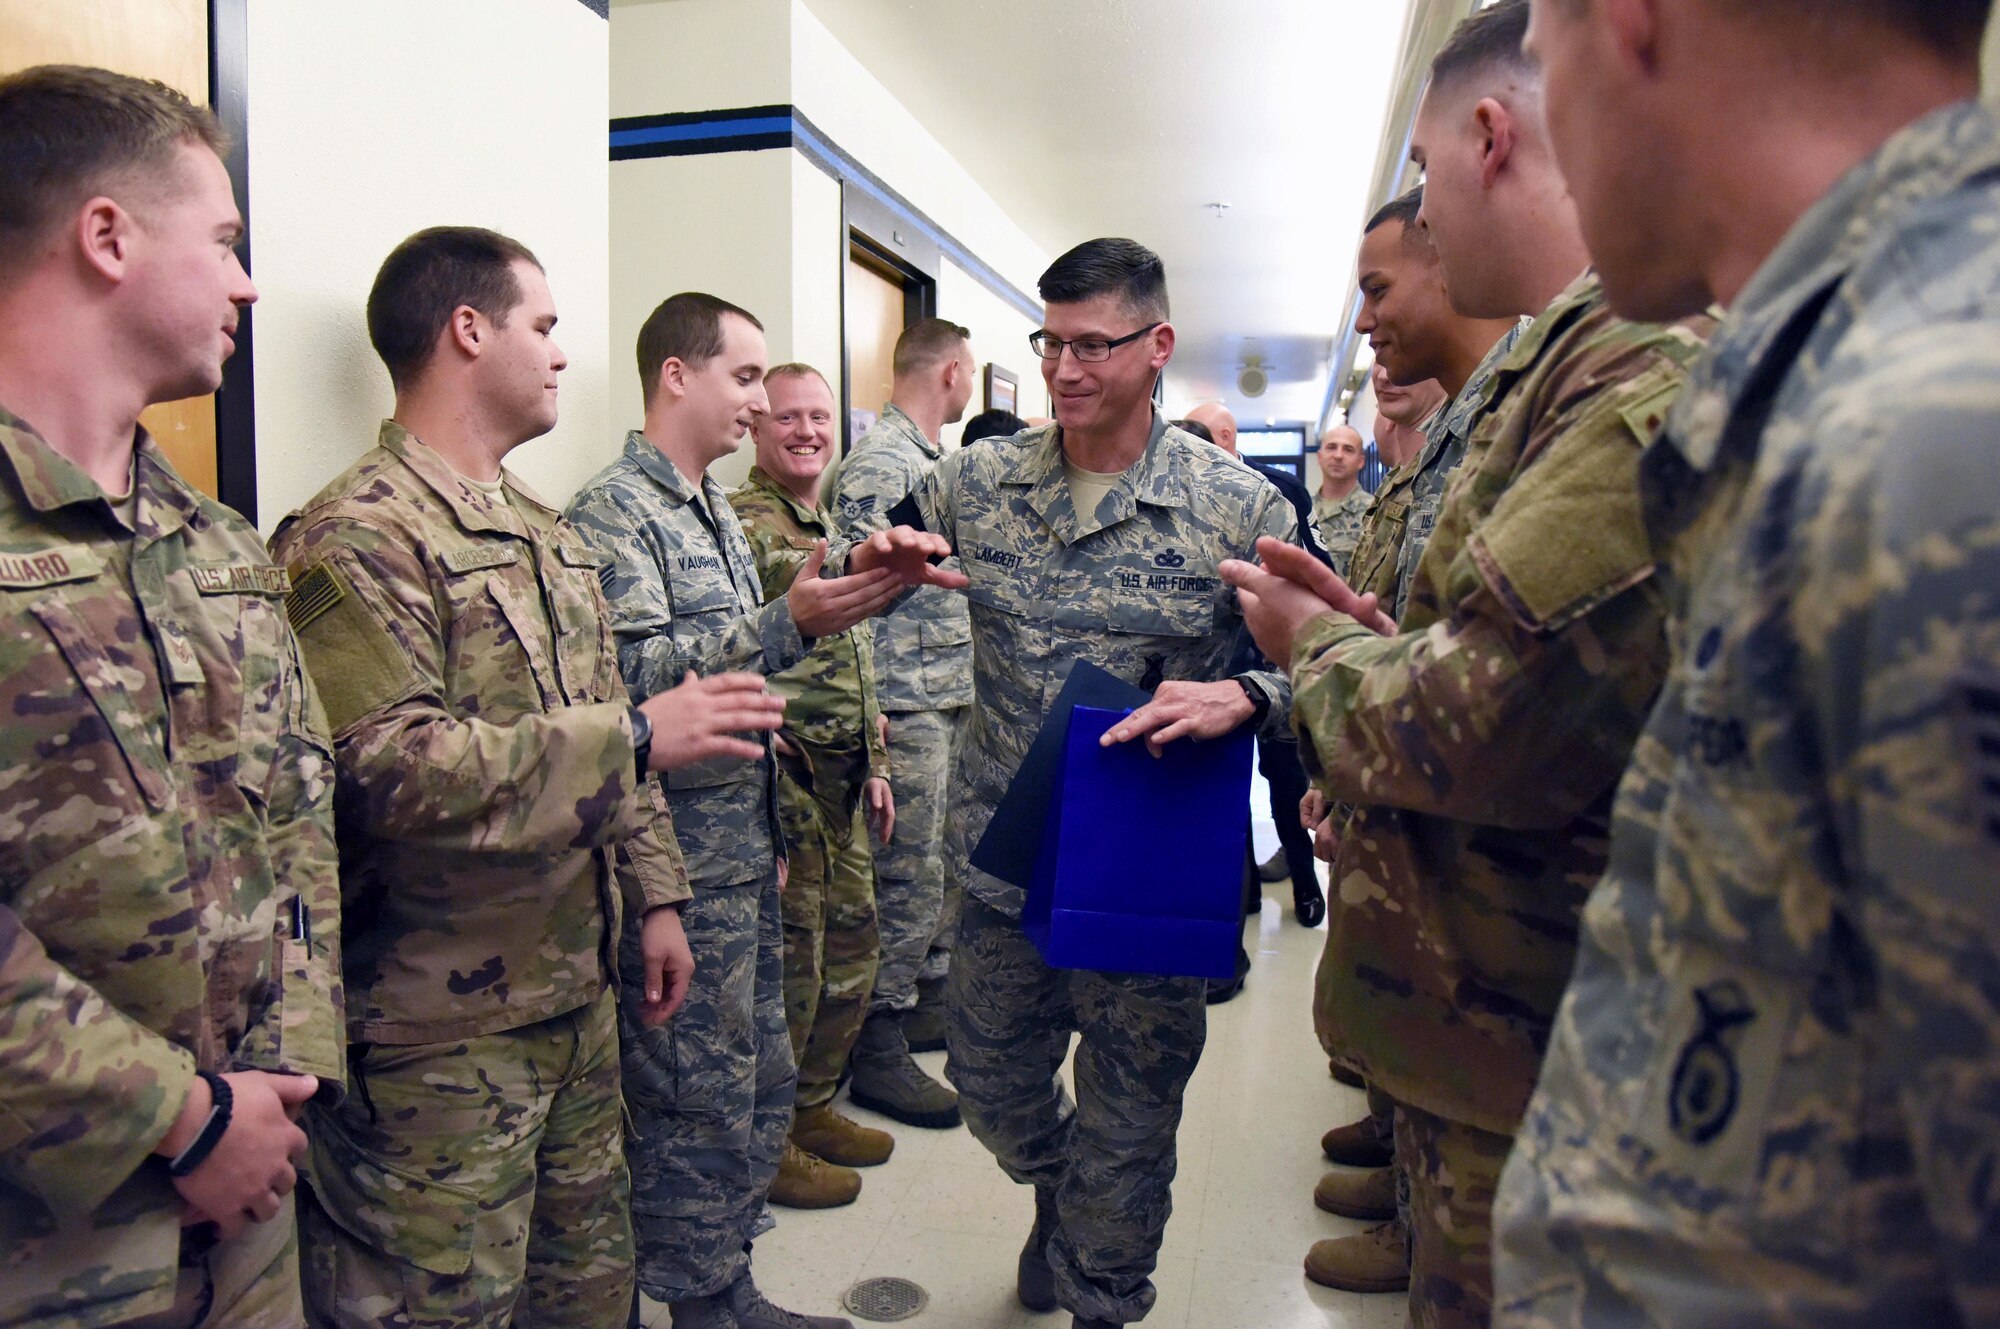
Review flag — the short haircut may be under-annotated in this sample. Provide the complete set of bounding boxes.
[1429,0,1534,98]
[1364,186,1434,257]
[1173,418,1216,445]
[1039,238,1170,322]
[764,361,830,393]
[366,227,540,391]
[891,317,971,379]
[636,292,763,405]
[0,65,226,280]
[962,409,1028,444]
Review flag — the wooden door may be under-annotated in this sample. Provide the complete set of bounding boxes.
[0,0,221,497]
[845,247,906,441]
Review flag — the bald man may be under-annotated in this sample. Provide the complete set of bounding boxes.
[1182,401,1330,934]
[1312,426,1370,571]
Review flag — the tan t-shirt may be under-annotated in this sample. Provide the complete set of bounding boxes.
[1063,455,1126,519]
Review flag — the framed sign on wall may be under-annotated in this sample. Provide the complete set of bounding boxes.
[985,363,1018,415]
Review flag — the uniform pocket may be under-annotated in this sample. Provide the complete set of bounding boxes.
[29,595,170,809]
[304,1109,477,1276]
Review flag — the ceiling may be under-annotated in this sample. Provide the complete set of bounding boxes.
[797,0,1411,426]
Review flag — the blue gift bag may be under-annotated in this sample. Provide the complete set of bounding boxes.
[1017,705,1252,980]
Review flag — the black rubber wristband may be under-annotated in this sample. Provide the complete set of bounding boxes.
[167,1071,232,1178]
[1235,677,1272,728]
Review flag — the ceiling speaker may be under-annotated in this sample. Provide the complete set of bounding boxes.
[1238,362,1269,398]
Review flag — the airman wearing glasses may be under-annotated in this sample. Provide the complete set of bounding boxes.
[837,237,1297,1329]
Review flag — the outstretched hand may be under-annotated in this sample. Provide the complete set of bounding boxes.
[849,526,970,590]
[787,540,904,636]
[640,671,785,771]
[1220,537,1396,670]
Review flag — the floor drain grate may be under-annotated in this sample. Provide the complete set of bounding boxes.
[842,1275,929,1322]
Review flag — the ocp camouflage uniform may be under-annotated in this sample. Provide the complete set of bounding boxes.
[1310,487,1373,574]
[272,421,688,1329]
[566,431,804,1304]
[730,464,889,1109]
[1496,102,2000,1329]
[1347,321,1525,621]
[839,411,1296,1323]
[1291,275,1712,1329]
[827,404,971,1012]
[1320,328,1521,1150]
[0,412,344,1329]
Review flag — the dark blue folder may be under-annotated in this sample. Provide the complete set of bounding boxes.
[971,662,1252,980]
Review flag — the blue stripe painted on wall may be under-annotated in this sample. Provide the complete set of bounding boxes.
[609,116,795,148]
[609,104,1042,323]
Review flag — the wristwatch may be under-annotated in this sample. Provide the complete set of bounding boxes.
[167,1071,233,1178]
[629,705,653,779]
[1233,677,1271,728]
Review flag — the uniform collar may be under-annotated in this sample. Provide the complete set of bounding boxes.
[1002,408,1187,543]
[744,463,825,527]
[378,419,542,539]
[0,405,201,543]
[876,403,939,459]
[621,428,736,518]
[1664,100,2000,474]
[1428,316,1532,458]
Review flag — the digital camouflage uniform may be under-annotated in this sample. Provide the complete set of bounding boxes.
[1347,322,1526,622]
[827,404,972,1011]
[1291,275,1712,1329]
[1496,103,2000,1329]
[1310,487,1373,574]
[567,431,806,1304]
[839,412,1296,1323]
[730,464,890,1109]
[0,414,344,1328]
[271,422,688,1329]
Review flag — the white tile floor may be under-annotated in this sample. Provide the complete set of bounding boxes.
[643,790,1406,1329]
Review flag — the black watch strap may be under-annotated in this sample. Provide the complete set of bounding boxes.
[629,705,653,780]
[167,1071,232,1178]
[1235,677,1271,728]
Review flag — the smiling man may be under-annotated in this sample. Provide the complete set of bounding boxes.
[1349,190,1520,621]
[731,363,897,1211]
[838,237,1297,1329]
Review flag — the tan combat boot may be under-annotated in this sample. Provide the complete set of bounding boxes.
[768,1140,861,1209]
[1304,1219,1411,1294]
[1313,1165,1398,1221]
[1321,1111,1395,1167]
[791,1102,895,1168]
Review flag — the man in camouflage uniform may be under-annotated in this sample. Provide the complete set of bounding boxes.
[568,292,929,1329]
[1302,183,1526,1298]
[275,231,781,1328]
[1310,424,1372,572]
[826,317,977,1126]
[1348,186,1526,624]
[1227,8,1714,1324]
[732,362,897,1209]
[1495,2,2000,1324]
[0,67,343,1328]
[840,239,1297,1329]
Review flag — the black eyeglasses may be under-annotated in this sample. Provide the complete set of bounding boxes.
[1028,323,1161,363]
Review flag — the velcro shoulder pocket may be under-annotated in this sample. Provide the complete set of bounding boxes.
[1467,406,1659,635]
[285,557,424,735]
